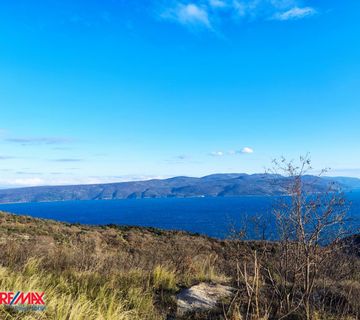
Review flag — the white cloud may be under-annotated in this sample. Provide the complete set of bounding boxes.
[209,0,227,8]
[162,3,211,28]
[159,0,318,31]
[210,151,224,157]
[5,136,73,146]
[10,178,45,187]
[0,175,168,189]
[270,0,299,10]
[241,147,254,154]
[52,158,83,162]
[211,148,254,156]
[273,6,316,20]
[232,0,247,16]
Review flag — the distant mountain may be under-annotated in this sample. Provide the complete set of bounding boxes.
[323,176,360,190]
[0,174,359,204]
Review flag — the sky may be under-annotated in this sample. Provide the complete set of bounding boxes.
[0,0,359,188]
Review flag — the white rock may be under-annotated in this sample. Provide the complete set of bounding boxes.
[176,282,234,316]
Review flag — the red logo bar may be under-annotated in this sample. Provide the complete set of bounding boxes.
[0,292,45,305]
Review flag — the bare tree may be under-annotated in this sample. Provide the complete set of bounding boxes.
[226,155,357,320]
[267,155,351,320]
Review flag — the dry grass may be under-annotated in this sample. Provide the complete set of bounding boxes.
[0,211,229,319]
[0,211,359,320]
[0,259,155,320]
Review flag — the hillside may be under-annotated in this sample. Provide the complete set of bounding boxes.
[0,211,259,319]
[0,173,359,204]
[0,211,359,319]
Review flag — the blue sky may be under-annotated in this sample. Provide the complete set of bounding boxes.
[0,0,359,187]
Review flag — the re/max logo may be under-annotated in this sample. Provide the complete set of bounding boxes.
[0,292,45,305]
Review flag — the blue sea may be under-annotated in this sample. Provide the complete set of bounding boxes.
[0,192,359,238]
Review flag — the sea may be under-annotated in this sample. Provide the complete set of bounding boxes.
[0,191,359,239]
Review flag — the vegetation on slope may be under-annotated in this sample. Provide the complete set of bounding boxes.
[0,211,233,319]
[0,211,359,320]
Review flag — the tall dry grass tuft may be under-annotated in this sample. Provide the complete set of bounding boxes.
[0,258,160,320]
[152,265,177,292]
[182,254,229,286]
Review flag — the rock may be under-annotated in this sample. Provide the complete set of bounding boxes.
[176,282,235,316]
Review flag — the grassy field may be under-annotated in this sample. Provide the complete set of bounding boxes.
[0,211,359,319]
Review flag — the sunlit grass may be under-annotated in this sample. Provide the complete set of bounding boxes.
[0,259,160,320]
[152,265,177,292]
